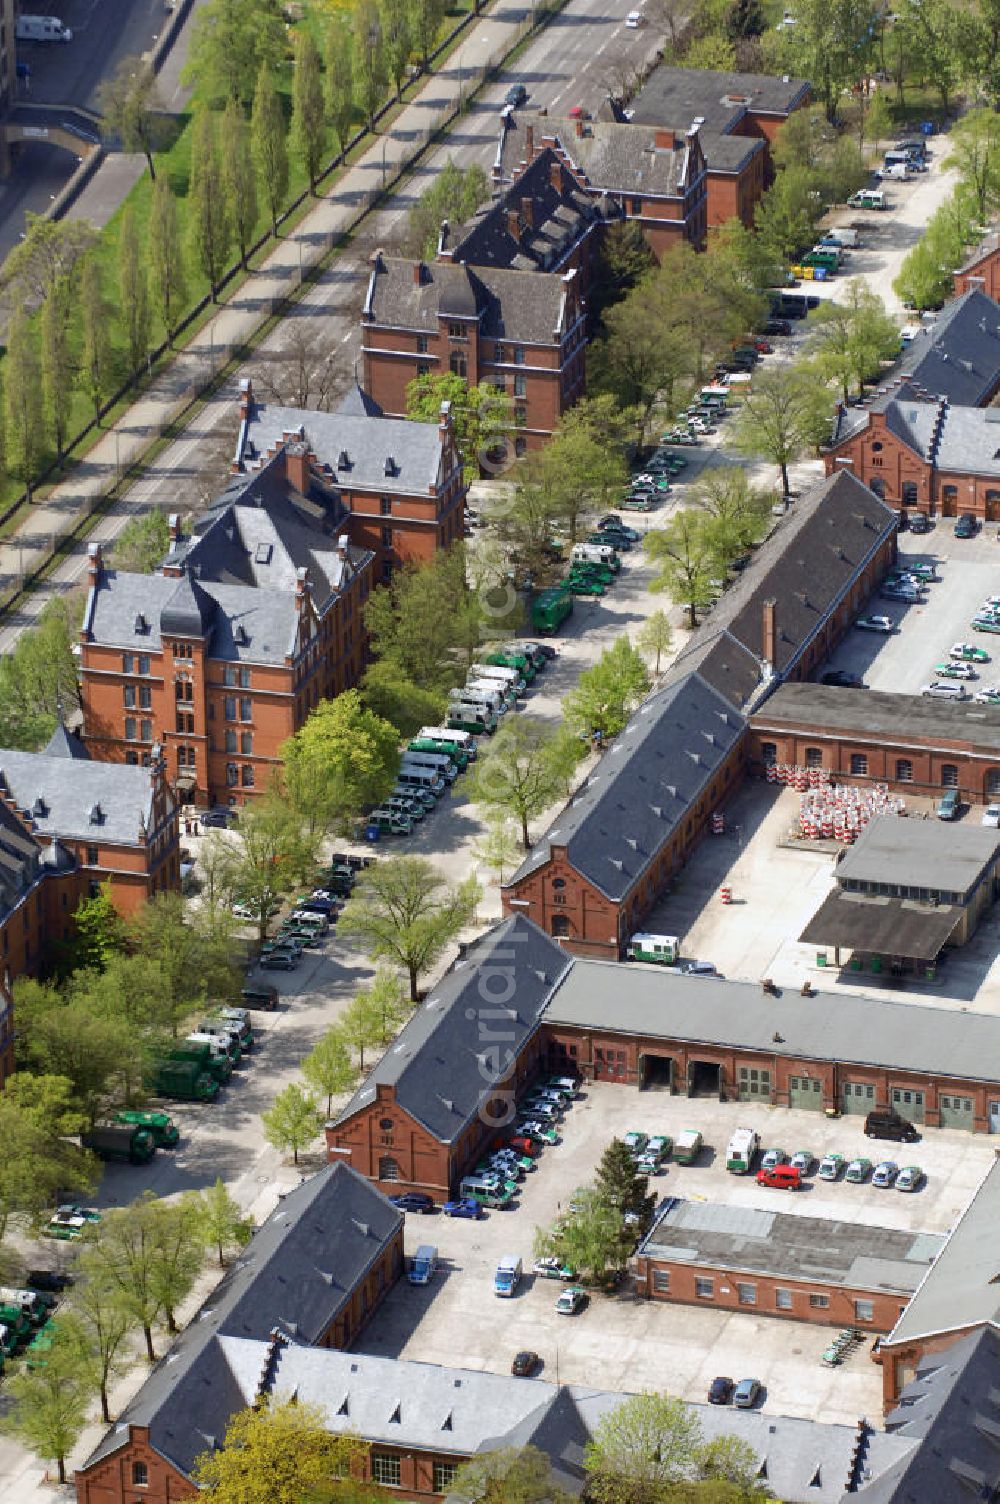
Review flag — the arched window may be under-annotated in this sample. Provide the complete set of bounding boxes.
[895,759,913,783]
[902,482,918,506]
[378,1156,400,1182]
[760,741,777,766]
[551,915,571,937]
[869,477,886,500]
[552,878,566,889]
[871,441,883,453]
[941,764,959,788]
[987,490,1000,504]
[805,747,823,768]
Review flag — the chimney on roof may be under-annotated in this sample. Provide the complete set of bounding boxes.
[653,127,673,149]
[413,261,424,286]
[284,441,309,496]
[336,535,349,561]
[168,512,181,545]
[520,196,533,229]
[507,206,521,240]
[294,566,309,608]
[87,542,102,591]
[762,598,777,667]
[239,377,253,421]
[575,117,585,138]
[550,157,563,193]
[526,123,534,157]
[438,400,452,445]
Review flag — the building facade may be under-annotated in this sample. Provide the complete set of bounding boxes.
[953,232,1000,301]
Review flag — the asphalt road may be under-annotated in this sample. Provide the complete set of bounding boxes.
[0,0,662,652]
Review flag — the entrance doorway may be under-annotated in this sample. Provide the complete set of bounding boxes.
[989,1101,1000,1134]
[891,1087,925,1124]
[641,1054,674,1091]
[688,1060,722,1098]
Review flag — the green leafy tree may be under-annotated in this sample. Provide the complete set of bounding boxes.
[149,174,187,341]
[40,285,73,463]
[148,1194,206,1334]
[193,1177,254,1266]
[0,213,95,305]
[280,690,400,843]
[469,716,581,848]
[0,1317,93,1482]
[225,792,314,943]
[405,367,512,478]
[262,1082,322,1164]
[731,365,813,497]
[13,980,131,1121]
[772,0,879,121]
[360,660,446,739]
[128,890,239,1035]
[585,1394,707,1504]
[0,594,83,749]
[292,31,327,195]
[690,468,770,559]
[354,0,388,127]
[338,989,384,1071]
[182,0,287,106]
[193,1400,368,1503]
[472,814,522,884]
[537,396,631,541]
[893,235,952,312]
[72,1269,131,1423]
[409,0,445,68]
[222,97,259,272]
[302,1026,357,1115]
[381,0,413,97]
[534,1186,635,1286]
[805,281,900,404]
[337,856,481,1001]
[695,1435,766,1490]
[0,1073,94,1243]
[189,106,232,300]
[363,966,409,1043]
[945,107,1000,222]
[591,274,689,445]
[450,1447,576,1504]
[645,511,718,630]
[71,882,127,970]
[97,56,165,178]
[110,511,171,574]
[594,1138,656,1228]
[364,545,492,694]
[79,255,113,423]
[252,63,289,238]
[406,158,489,258]
[4,305,42,493]
[636,610,674,677]
[119,202,151,372]
[78,1195,170,1361]
[752,164,823,265]
[562,636,651,742]
[325,19,356,153]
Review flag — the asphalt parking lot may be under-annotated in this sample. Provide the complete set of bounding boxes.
[357,1081,994,1427]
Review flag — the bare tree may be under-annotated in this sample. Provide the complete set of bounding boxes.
[254,322,342,410]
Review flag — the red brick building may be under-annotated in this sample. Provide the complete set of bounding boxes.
[502,470,897,958]
[362,251,587,451]
[954,231,1000,301]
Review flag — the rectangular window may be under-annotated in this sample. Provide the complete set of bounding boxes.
[241,765,255,787]
[433,1464,458,1493]
[240,731,253,756]
[775,1289,793,1311]
[514,373,527,398]
[138,655,151,675]
[139,686,152,710]
[855,1299,874,1322]
[125,717,137,742]
[125,750,138,766]
[514,347,525,365]
[225,730,237,753]
[239,697,252,722]
[123,684,136,708]
[737,1282,756,1306]
[140,720,153,743]
[416,334,428,354]
[122,653,134,674]
[380,496,393,515]
[495,343,506,362]
[850,753,868,776]
[416,362,430,378]
[652,1269,670,1293]
[226,763,238,787]
[448,322,464,338]
[223,667,236,687]
[695,1277,714,1299]
[239,667,251,689]
[224,696,237,722]
[372,1456,401,1488]
[86,845,99,866]
[381,526,393,547]
[809,1293,830,1309]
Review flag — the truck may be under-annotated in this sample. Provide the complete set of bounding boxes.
[571,542,620,571]
[626,932,679,965]
[407,1245,438,1285]
[0,1287,52,1325]
[472,663,526,697]
[673,1129,704,1165]
[167,1040,233,1084]
[82,1125,157,1166]
[484,649,536,683]
[494,1254,522,1297]
[409,736,470,771]
[725,1127,760,1175]
[446,702,497,736]
[16,14,72,41]
[417,726,478,760]
[114,1110,180,1147]
[0,1303,32,1345]
[531,588,573,635]
[185,1029,241,1066]
[148,1057,220,1101]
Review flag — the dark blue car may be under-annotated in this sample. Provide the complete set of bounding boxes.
[389,1193,435,1214]
[442,1197,482,1219]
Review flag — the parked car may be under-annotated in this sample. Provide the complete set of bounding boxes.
[708,1376,735,1404]
[872,1160,899,1188]
[908,512,932,533]
[845,1157,872,1183]
[951,643,990,663]
[733,1378,761,1409]
[955,514,978,538]
[817,1152,845,1181]
[789,1149,813,1174]
[936,788,961,820]
[760,1148,786,1173]
[982,804,1000,827]
[240,983,278,1010]
[389,1193,435,1214]
[259,948,300,971]
[935,662,976,680]
[201,807,238,829]
[25,1270,74,1294]
[856,615,894,633]
[895,1165,925,1192]
[623,1131,649,1154]
[511,1350,539,1376]
[442,1198,482,1219]
[555,1286,588,1314]
[756,1164,802,1191]
[922,681,969,700]
[533,1257,576,1281]
[764,319,792,336]
[865,1110,919,1142]
[821,670,864,687]
[504,82,527,106]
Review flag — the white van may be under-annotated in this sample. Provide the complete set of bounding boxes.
[462,681,508,715]
[473,663,526,696]
[851,188,887,210]
[397,766,445,797]
[446,702,497,735]
[626,932,679,965]
[725,1127,759,1174]
[419,726,478,759]
[882,150,911,179]
[401,750,458,784]
[572,542,619,568]
[16,14,72,40]
[823,227,859,249]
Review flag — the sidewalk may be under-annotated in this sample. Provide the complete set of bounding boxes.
[0,0,533,616]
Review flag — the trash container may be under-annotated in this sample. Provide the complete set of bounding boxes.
[871,955,882,974]
[365,823,382,843]
[850,957,862,972]
[816,952,827,968]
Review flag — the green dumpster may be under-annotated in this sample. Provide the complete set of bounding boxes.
[850,957,862,972]
[871,956,882,974]
[816,953,827,968]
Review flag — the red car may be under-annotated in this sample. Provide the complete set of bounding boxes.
[756,1164,802,1191]
[752,337,772,353]
[506,1135,540,1158]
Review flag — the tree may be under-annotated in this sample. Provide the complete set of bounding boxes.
[0,1073,94,1243]
[537,396,632,542]
[636,610,674,677]
[451,1447,576,1504]
[292,31,327,195]
[71,882,127,970]
[360,660,447,738]
[691,467,770,557]
[591,274,689,445]
[302,1026,356,1116]
[78,1196,167,1362]
[406,158,490,259]
[731,366,813,497]
[409,0,445,68]
[111,510,171,573]
[148,1194,206,1334]
[0,213,95,305]
[363,966,409,1042]
[182,0,287,107]
[189,106,232,301]
[255,320,339,408]
[337,856,481,1001]
[645,511,718,630]
[945,108,1000,222]
[695,1436,764,1491]
[128,890,240,1036]
[149,174,187,341]
[4,305,41,493]
[405,368,512,478]
[772,0,879,121]
[338,989,383,1071]
[252,63,289,238]
[119,202,151,373]
[584,1394,706,1504]
[805,281,900,404]
[562,636,651,742]
[280,691,400,843]
[534,1186,635,1286]
[193,1399,368,1503]
[224,792,314,943]
[72,1270,131,1423]
[381,0,413,98]
[325,18,356,153]
[0,1317,93,1482]
[594,1138,656,1228]
[97,56,165,178]
[14,980,132,1121]
[79,255,113,423]
[40,285,73,463]
[364,546,493,694]
[221,97,259,273]
[469,716,580,848]
[473,814,523,884]
[262,1082,321,1164]
[193,1177,254,1267]
[354,0,388,128]
[752,164,824,265]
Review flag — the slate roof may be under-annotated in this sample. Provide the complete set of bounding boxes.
[885,1157,1000,1347]
[956,229,1000,277]
[160,570,216,639]
[335,916,570,1142]
[853,1328,1000,1504]
[497,113,700,199]
[364,255,574,346]
[830,290,1000,445]
[43,721,88,759]
[798,891,960,960]
[751,681,1000,751]
[80,1163,403,1477]
[544,958,1000,1085]
[0,749,158,847]
[628,64,811,133]
[445,148,600,273]
[505,669,744,898]
[0,799,42,912]
[836,813,1000,896]
[848,396,1000,477]
[638,1196,942,1294]
[336,382,384,418]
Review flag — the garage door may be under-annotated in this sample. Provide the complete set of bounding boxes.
[789,1075,823,1110]
[737,1066,771,1101]
[891,1087,925,1124]
[842,1081,875,1116]
[939,1093,974,1131]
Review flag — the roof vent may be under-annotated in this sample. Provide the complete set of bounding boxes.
[134,612,149,634]
[384,456,397,477]
[442,1413,453,1432]
[89,802,103,826]
[337,450,350,470]
[32,797,47,819]
[255,542,273,565]
[338,1397,349,1415]
[352,1219,370,1237]
[808,1466,822,1488]
[389,1404,401,1425]
[234,624,249,646]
